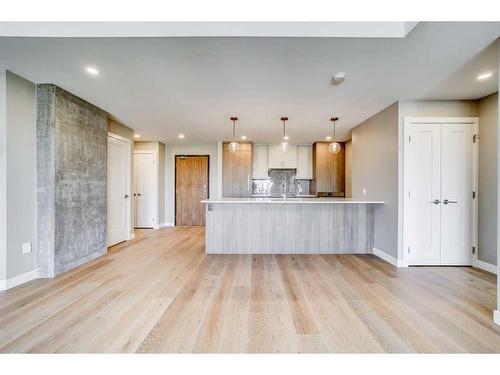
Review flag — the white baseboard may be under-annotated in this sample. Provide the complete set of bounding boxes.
[373,247,406,267]
[129,232,135,240]
[160,222,174,228]
[473,259,497,274]
[494,310,500,326]
[0,269,39,291]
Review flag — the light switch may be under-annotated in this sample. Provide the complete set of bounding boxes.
[362,188,367,196]
[22,242,32,254]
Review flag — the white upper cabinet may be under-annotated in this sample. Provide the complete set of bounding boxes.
[296,145,313,179]
[253,144,269,179]
[268,144,297,169]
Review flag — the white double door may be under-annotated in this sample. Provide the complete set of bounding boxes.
[404,120,477,265]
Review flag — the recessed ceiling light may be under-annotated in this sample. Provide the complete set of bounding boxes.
[477,72,493,81]
[331,72,347,85]
[178,134,185,139]
[241,135,247,140]
[85,66,99,76]
[134,134,140,139]
[326,136,332,140]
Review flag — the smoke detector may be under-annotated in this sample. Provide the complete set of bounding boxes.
[331,72,347,85]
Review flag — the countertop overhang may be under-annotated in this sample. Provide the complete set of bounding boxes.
[201,198,384,204]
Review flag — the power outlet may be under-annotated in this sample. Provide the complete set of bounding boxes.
[22,242,32,254]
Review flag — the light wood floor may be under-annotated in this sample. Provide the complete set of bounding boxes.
[1,227,499,353]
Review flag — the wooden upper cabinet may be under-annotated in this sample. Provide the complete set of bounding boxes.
[312,141,345,196]
[222,142,253,197]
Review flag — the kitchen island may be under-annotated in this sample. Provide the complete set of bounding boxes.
[201,198,383,254]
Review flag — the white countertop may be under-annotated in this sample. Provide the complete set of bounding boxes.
[201,197,384,204]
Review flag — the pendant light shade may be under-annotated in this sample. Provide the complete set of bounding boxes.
[328,142,341,154]
[328,116,341,154]
[228,141,239,152]
[280,141,290,153]
[280,116,289,153]
[229,116,240,153]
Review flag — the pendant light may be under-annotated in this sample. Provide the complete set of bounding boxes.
[228,116,240,152]
[280,116,290,153]
[329,117,341,154]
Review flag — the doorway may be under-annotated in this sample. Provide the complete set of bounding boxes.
[107,133,132,246]
[403,117,478,265]
[134,151,158,228]
[175,155,209,226]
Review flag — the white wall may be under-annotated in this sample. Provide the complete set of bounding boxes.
[0,69,7,284]
[497,47,500,326]
[351,102,399,258]
[0,71,37,288]
[478,93,498,266]
[164,144,219,225]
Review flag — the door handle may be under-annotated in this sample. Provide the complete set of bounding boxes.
[137,193,142,197]
[443,199,458,204]
[124,194,129,198]
[429,199,441,204]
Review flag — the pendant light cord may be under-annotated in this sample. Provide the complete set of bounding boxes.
[230,116,238,141]
[280,116,288,139]
[330,116,338,142]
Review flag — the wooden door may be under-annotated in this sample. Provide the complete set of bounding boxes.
[222,142,252,197]
[175,155,209,226]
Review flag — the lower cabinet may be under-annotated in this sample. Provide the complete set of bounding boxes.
[222,141,253,197]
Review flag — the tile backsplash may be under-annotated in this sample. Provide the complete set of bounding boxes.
[252,169,312,196]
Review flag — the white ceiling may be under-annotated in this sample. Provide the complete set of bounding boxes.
[0,22,419,38]
[0,22,499,144]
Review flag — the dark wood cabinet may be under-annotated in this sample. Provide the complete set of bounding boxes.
[312,141,345,196]
[222,141,253,197]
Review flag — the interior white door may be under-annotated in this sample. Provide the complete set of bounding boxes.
[134,152,157,228]
[405,123,442,265]
[107,136,130,246]
[440,123,473,265]
[405,121,475,266]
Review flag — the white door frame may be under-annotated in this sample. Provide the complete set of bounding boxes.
[400,117,479,267]
[134,150,159,229]
[107,132,133,242]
